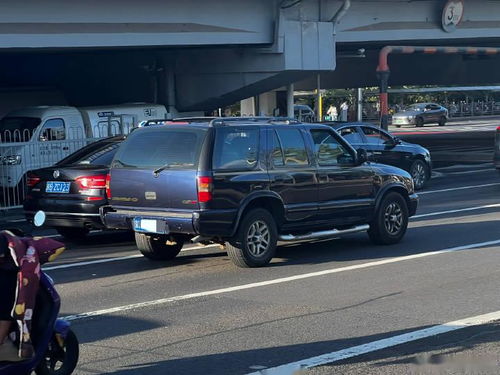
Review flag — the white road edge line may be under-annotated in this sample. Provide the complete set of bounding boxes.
[247,310,500,375]
[419,182,500,195]
[412,203,500,219]
[43,244,219,271]
[62,238,500,322]
[47,203,500,271]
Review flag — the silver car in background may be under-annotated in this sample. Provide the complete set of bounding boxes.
[392,103,448,128]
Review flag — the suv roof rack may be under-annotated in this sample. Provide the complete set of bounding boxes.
[209,116,301,126]
[139,116,303,128]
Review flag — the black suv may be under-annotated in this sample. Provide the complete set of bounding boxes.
[102,119,418,268]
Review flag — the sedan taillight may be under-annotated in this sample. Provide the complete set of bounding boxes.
[75,175,107,190]
[105,173,111,198]
[26,173,41,187]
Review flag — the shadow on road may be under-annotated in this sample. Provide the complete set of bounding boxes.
[79,322,500,375]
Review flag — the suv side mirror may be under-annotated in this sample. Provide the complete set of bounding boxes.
[356,148,368,165]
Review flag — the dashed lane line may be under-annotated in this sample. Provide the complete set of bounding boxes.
[412,203,500,219]
[419,182,500,195]
[45,202,500,272]
[247,310,500,375]
[62,239,500,322]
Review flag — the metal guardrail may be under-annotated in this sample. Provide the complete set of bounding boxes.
[0,127,116,210]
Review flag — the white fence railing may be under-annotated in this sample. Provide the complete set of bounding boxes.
[0,129,105,210]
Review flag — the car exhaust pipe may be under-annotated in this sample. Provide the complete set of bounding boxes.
[279,225,369,242]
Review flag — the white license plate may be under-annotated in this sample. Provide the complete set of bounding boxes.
[46,181,71,193]
[132,218,169,234]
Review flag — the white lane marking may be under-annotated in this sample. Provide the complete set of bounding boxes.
[44,244,219,271]
[62,239,500,321]
[420,183,500,195]
[247,310,500,375]
[47,203,500,271]
[412,203,500,219]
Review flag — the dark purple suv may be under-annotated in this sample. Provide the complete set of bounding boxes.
[102,119,418,268]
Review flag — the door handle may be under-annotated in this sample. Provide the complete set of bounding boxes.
[318,172,329,183]
[273,174,294,183]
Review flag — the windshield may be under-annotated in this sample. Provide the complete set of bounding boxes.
[113,127,207,169]
[0,117,41,142]
[406,104,426,111]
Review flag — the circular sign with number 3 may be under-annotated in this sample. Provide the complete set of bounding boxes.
[442,0,464,33]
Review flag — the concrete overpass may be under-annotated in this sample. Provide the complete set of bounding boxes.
[1,0,500,113]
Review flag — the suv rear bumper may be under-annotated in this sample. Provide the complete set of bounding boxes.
[101,206,237,237]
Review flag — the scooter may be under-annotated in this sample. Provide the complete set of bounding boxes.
[0,211,79,375]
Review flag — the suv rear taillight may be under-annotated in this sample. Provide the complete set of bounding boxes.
[75,175,107,190]
[497,126,500,132]
[197,176,213,203]
[105,173,111,198]
[26,173,41,187]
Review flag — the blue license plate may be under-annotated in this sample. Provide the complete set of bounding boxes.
[46,181,71,193]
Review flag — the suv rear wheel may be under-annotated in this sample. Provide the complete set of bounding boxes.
[226,208,277,268]
[368,192,409,245]
[135,233,183,260]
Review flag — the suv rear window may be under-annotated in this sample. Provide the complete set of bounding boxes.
[213,128,259,170]
[113,127,207,169]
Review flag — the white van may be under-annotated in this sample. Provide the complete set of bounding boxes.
[0,103,167,189]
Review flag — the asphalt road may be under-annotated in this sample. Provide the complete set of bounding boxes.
[38,165,500,374]
[2,117,496,374]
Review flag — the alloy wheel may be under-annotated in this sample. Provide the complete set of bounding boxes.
[411,163,426,189]
[246,220,270,256]
[384,202,403,235]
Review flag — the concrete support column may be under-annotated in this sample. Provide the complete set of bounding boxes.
[316,75,322,121]
[240,97,256,116]
[357,88,363,122]
[258,92,277,116]
[287,83,294,118]
[167,66,176,119]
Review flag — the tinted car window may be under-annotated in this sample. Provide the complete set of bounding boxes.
[213,128,259,170]
[339,127,364,144]
[271,131,285,167]
[39,118,65,141]
[56,138,123,166]
[113,128,207,169]
[60,143,121,166]
[275,128,308,166]
[360,127,392,145]
[311,130,353,166]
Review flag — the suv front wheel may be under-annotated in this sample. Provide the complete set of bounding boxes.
[368,192,409,245]
[226,208,278,268]
[135,233,183,260]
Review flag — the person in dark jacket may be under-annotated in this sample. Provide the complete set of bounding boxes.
[0,234,22,362]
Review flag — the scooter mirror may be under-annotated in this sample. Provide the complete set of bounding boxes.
[33,211,46,227]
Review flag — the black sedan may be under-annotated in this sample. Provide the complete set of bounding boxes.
[330,122,432,190]
[24,136,125,239]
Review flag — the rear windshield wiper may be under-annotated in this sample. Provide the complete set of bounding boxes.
[153,163,170,176]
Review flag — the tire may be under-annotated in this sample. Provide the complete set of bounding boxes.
[56,227,89,241]
[409,159,429,190]
[135,232,183,260]
[416,117,424,127]
[368,192,409,245]
[35,329,79,375]
[226,208,278,268]
[438,116,447,126]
